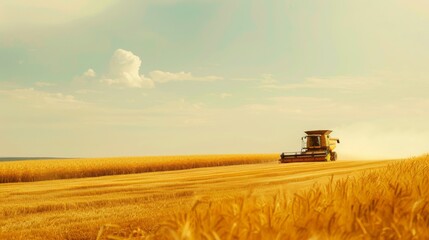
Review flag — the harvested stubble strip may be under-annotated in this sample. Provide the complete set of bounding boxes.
[0,154,277,183]
[105,155,429,240]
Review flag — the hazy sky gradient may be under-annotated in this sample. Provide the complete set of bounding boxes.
[1,0,428,159]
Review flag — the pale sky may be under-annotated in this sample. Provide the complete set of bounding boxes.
[0,0,428,159]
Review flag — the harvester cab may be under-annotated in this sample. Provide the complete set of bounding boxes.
[280,130,340,163]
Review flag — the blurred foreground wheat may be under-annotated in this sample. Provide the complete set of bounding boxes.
[101,155,429,240]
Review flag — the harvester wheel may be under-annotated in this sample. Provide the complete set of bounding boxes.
[331,152,338,161]
[325,153,331,162]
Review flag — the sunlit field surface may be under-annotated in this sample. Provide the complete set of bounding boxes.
[0,155,429,239]
[105,155,429,240]
[0,154,402,240]
[0,154,277,183]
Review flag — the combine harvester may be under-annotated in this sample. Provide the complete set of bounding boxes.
[280,130,340,163]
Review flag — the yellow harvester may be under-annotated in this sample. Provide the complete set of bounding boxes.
[279,130,340,163]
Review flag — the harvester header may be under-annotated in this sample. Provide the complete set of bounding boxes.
[279,130,340,163]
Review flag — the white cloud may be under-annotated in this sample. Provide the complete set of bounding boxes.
[101,49,154,88]
[149,70,223,83]
[73,68,98,85]
[95,49,222,87]
[83,68,96,78]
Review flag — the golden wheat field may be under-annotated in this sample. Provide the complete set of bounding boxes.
[0,154,277,183]
[113,155,429,240]
[1,154,428,240]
